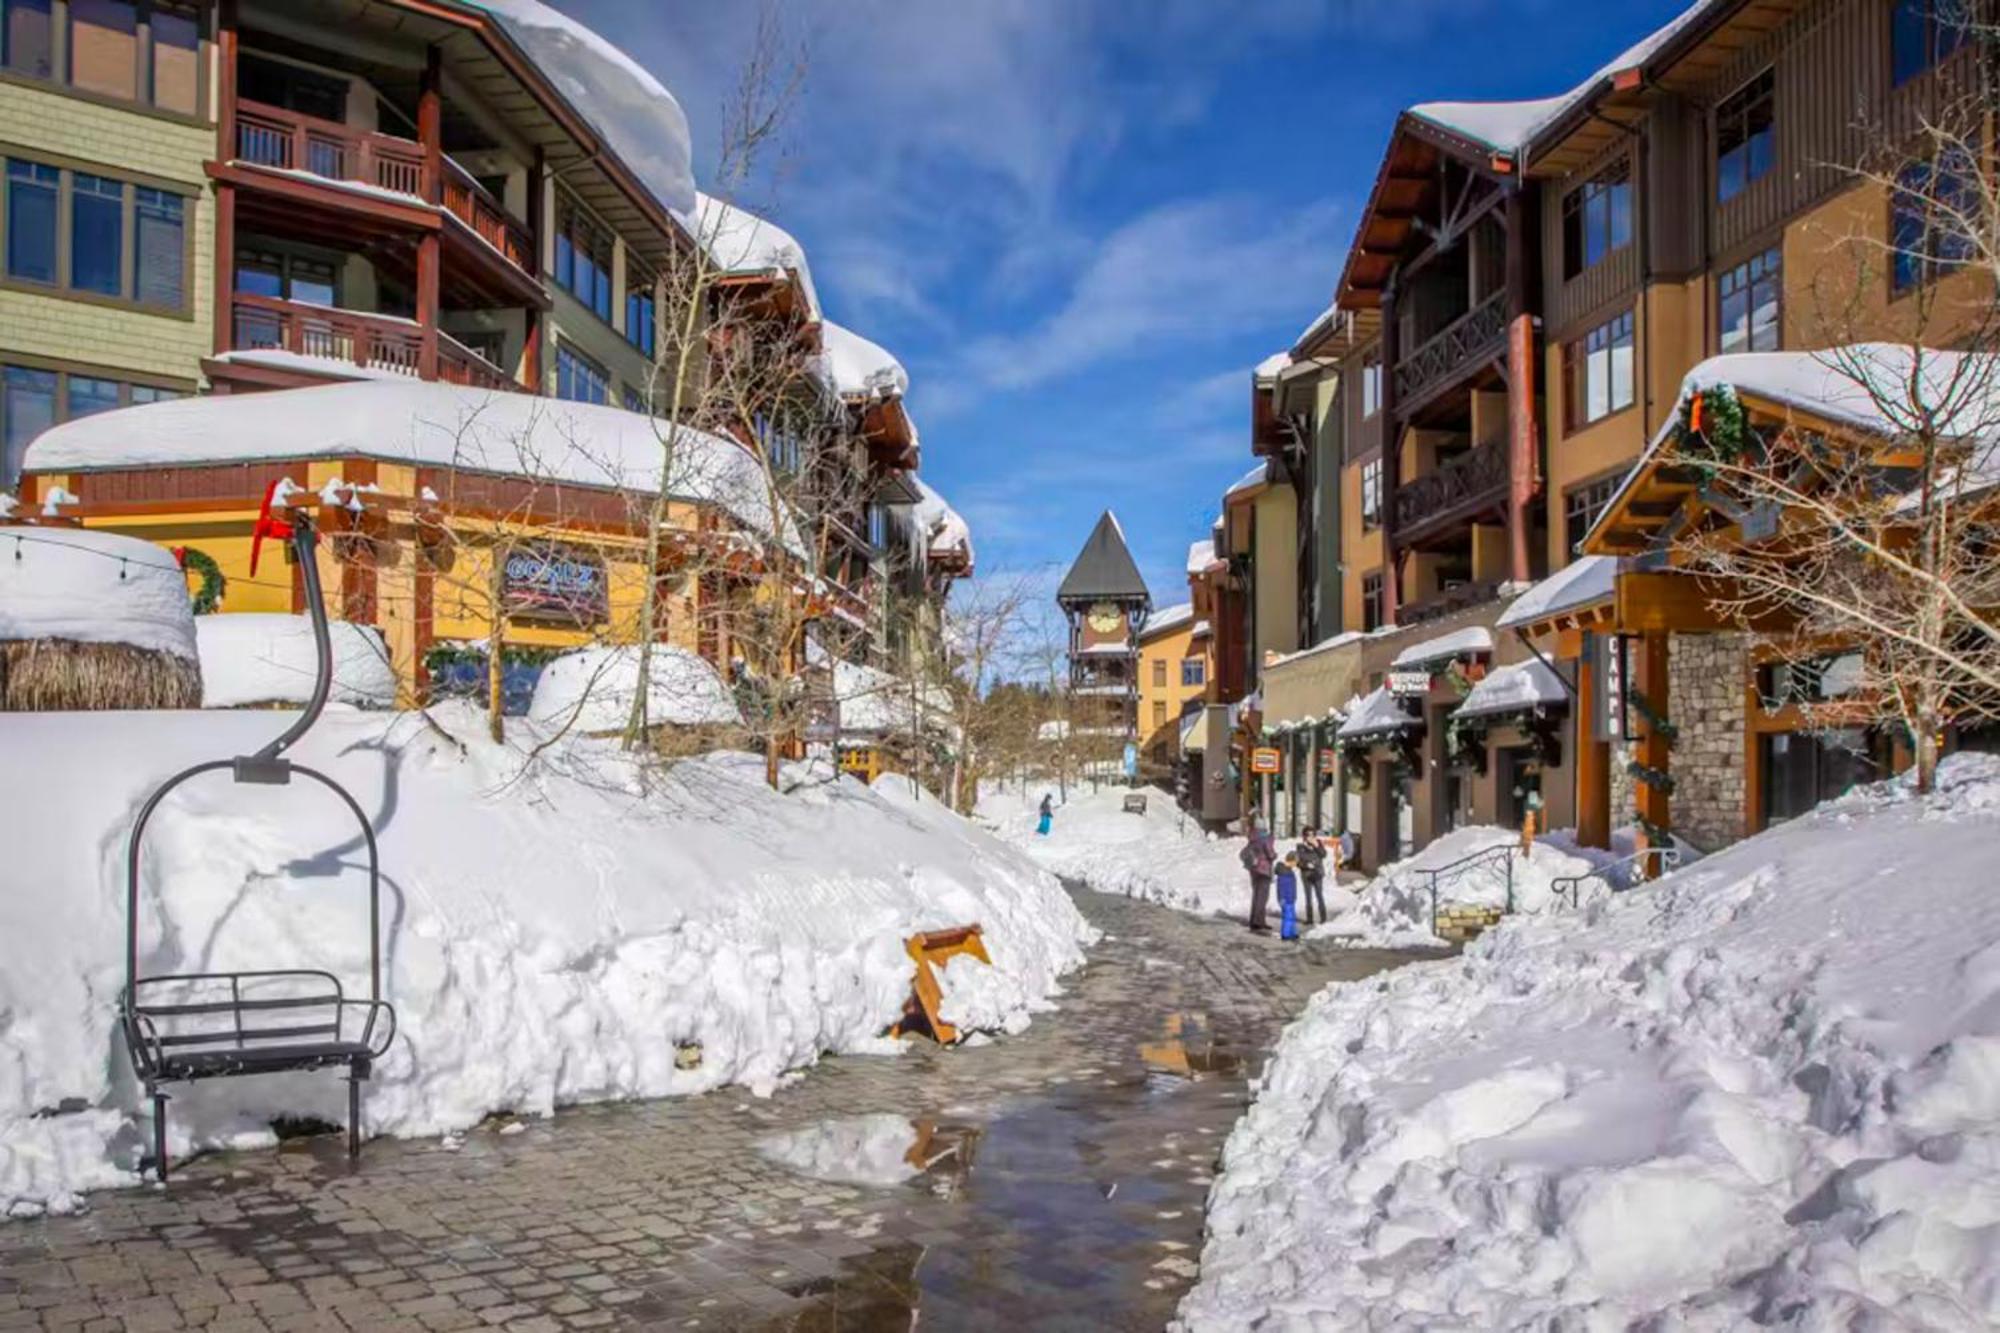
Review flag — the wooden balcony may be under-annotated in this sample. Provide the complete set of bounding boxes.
[1393,289,1508,416]
[1398,579,1503,628]
[235,99,427,197]
[1391,438,1509,544]
[443,160,534,273]
[226,294,522,392]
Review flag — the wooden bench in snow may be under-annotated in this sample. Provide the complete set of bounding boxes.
[1123,794,1148,815]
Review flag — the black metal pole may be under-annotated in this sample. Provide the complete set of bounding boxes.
[255,522,331,762]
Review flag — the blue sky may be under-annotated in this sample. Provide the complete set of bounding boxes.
[562,0,1690,612]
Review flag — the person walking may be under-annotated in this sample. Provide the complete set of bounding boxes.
[1036,794,1054,837]
[1239,814,1276,933]
[1295,828,1330,926]
[1275,853,1301,941]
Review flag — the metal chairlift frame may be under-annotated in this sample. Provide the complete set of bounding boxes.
[120,485,396,1181]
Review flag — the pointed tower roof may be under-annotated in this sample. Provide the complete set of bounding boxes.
[1057,511,1151,606]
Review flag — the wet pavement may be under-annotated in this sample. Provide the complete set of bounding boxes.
[0,887,1424,1332]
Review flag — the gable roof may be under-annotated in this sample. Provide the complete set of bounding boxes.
[1057,511,1150,605]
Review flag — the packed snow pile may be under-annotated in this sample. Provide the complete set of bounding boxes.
[196,614,396,709]
[1312,825,1615,948]
[980,784,1260,919]
[0,704,1094,1217]
[757,1113,918,1189]
[1180,753,2000,1330]
[0,528,194,659]
[527,643,742,735]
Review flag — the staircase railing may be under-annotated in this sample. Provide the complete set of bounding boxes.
[1550,847,1682,909]
[1409,843,1515,938]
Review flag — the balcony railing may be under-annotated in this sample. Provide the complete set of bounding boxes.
[1398,580,1503,628]
[443,161,534,272]
[1391,438,1510,539]
[1393,289,1509,411]
[235,99,426,197]
[229,294,522,392]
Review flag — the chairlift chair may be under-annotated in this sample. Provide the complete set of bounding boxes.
[120,482,396,1181]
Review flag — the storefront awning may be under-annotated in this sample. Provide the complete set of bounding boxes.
[1451,660,1569,723]
[1335,686,1421,742]
[1495,556,1619,635]
[1391,625,1493,670]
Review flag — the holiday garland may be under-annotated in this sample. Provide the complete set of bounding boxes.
[172,546,225,615]
[1673,384,1757,478]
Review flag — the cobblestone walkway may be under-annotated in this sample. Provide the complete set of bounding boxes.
[0,888,1423,1332]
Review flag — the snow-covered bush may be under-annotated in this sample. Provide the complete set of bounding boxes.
[0,527,200,710]
[527,643,742,736]
[196,614,396,709]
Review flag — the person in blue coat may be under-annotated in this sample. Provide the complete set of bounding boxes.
[1037,793,1054,836]
[1275,853,1301,941]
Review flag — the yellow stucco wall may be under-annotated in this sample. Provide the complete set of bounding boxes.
[1337,462,1383,634]
[1137,619,1202,755]
[1251,483,1297,664]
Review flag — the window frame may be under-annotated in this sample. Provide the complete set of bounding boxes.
[0,0,209,123]
[1564,309,1637,431]
[554,341,610,406]
[1,354,188,485]
[1715,68,1776,205]
[1359,354,1382,418]
[1180,657,1205,688]
[1717,245,1782,355]
[1360,572,1384,633]
[1891,151,1978,294]
[1561,156,1634,280]
[623,256,656,358]
[1359,457,1382,532]
[553,190,615,326]
[1892,0,1967,88]
[1562,471,1623,554]
[1,150,194,315]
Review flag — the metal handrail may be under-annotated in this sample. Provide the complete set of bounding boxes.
[1410,843,1515,937]
[1550,847,1682,909]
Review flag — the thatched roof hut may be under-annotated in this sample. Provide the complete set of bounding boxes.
[0,526,201,711]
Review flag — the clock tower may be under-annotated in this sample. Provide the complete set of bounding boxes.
[1056,511,1153,756]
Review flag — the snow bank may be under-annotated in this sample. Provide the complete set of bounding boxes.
[527,644,741,735]
[1182,753,2000,1330]
[196,614,396,709]
[1312,825,1614,948]
[0,528,194,659]
[0,704,1094,1216]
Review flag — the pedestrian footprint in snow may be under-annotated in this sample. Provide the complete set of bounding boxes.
[1037,793,1054,836]
[1275,853,1301,942]
[1295,828,1329,926]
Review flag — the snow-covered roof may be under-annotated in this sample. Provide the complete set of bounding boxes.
[911,476,973,568]
[476,0,696,220]
[1391,625,1494,669]
[209,350,408,383]
[1254,351,1291,385]
[1140,602,1195,640]
[0,526,194,659]
[197,614,396,709]
[1335,686,1420,741]
[1186,538,1217,574]
[1190,618,1211,638]
[695,193,820,317]
[1225,463,1269,498]
[23,380,795,548]
[1268,630,1366,671]
[833,655,952,735]
[528,644,741,734]
[1293,302,1339,353]
[1453,659,1568,722]
[816,320,909,402]
[1496,556,1620,631]
[1408,1,1710,158]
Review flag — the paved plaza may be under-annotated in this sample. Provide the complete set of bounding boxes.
[0,889,1423,1332]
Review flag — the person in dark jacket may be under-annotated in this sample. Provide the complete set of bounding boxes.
[1294,829,1330,925]
[1240,814,1277,933]
[1037,794,1054,836]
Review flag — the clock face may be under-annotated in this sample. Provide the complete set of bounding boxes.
[1087,603,1122,633]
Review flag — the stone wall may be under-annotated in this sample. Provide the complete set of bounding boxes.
[1610,632,1749,853]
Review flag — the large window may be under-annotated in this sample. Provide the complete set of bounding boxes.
[4,0,200,111]
[1564,474,1621,553]
[3,158,187,310]
[555,344,609,406]
[1716,69,1775,203]
[1561,158,1633,279]
[69,0,137,100]
[2,361,180,485]
[624,259,656,357]
[1565,310,1635,428]
[1893,152,1977,292]
[1181,657,1205,687]
[1893,0,1967,87]
[2,0,53,78]
[554,198,613,323]
[1361,572,1384,633]
[622,385,648,416]
[235,245,335,305]
[1360,458,1382,531]
[1360,355,1382,417]
[1719,246,1782,354]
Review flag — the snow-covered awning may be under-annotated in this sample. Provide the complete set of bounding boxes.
[816,320,909,403]
[1179,709,1203,753]
[1496,556,1620,631]
[1336,686,1420,742]
[911,476,973,572]
[1391,625,1494,669]
[696,193,820,317]
[1225,463,1269,499]
[1452,660,1568,723]
[22,379,799,551]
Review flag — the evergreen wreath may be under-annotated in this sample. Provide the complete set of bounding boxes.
[172,546,226,615]
[1674,385,1756,476]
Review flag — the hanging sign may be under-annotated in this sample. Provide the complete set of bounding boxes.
[503,543,608,623]
[1318,748,1337,775]
[1387,670,1433,698]
[1591,631,1630,742]
[1250,747,1282,774]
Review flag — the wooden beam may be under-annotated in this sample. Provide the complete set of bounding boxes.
[1633,630,1671,870]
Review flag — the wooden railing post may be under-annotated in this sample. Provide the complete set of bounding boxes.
[419,46,443,205]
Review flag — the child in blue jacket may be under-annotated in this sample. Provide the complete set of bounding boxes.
[1275,853,1301,941]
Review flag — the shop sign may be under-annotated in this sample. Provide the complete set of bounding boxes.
[1387,670,1433,698]
[1250,746,1282,774]
[1318,748,1337,775]
[503,543,609,623]
[1591,631,1630,742]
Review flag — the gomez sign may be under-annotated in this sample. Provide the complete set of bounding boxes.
[503,544,608,623]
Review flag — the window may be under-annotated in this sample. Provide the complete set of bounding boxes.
[134,188,184,308]
[555,344,608,405]
[2,363,180,485]
[1564,474,1621,552]
[1360,355,1382,417]
[1562,158,1633,279]
[1360,458,1382,531]
[5,158,57,283]
[1152,700,1168,729]
[753,411,802,474]
[68,0,137,101]
[1152,658,1167,689]
[624,260,656,357]
[1181,658,1205,688]
[1893,152,1977,292]
[71,172,123,296]
[149,3,198,114]
[1716,69,1775,203]
[1565,310,1635,428]
[2,0,53,78]
[1361,573,1384,633]
[622,385,648,415]
[1893,0,1966,87]
[1718,247,1782,354]
[235,246,335,306]
[238,53,346,122]
[867,502,889,550]
[554,198,613,323]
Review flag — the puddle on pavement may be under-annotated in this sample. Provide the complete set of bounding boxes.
[756,1241,925,1331]
[1139,1011,1243,1080]
[755,1114,982,1195]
